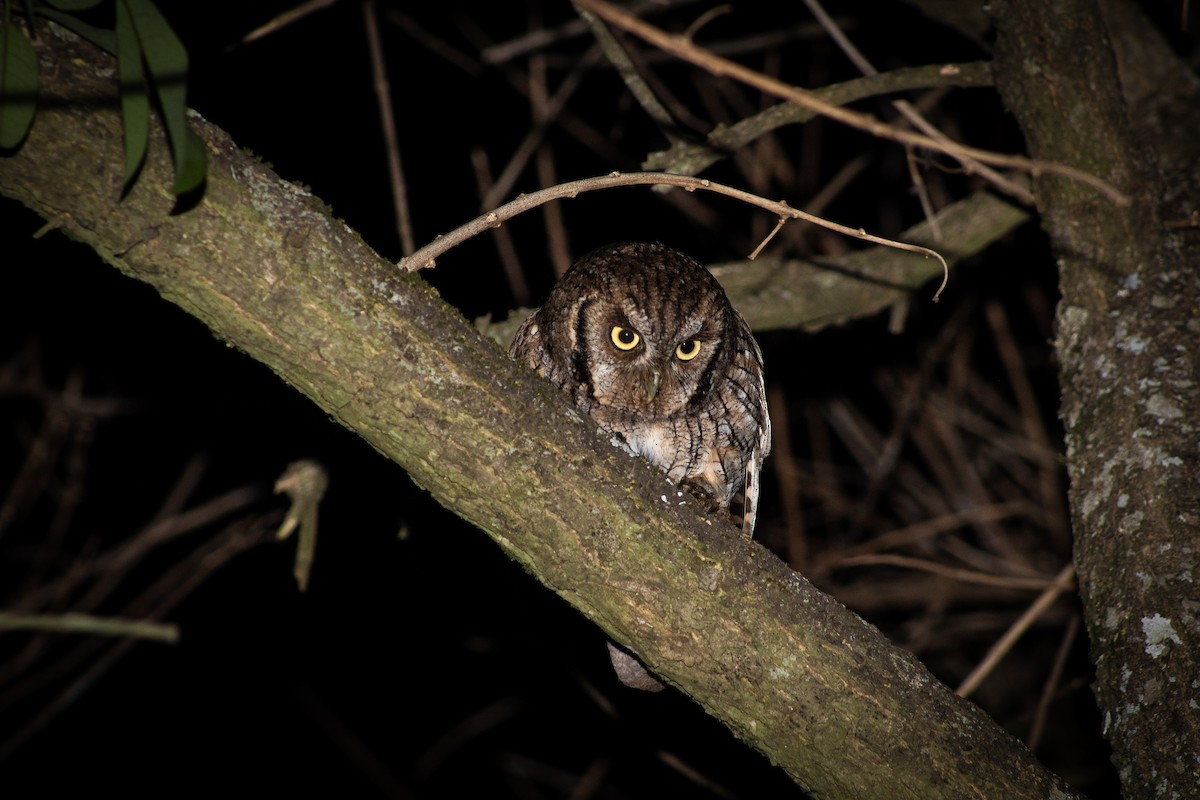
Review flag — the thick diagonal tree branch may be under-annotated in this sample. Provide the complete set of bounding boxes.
[0,28,1080,799]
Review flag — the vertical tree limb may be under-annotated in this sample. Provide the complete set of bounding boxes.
[990,2,1200,797]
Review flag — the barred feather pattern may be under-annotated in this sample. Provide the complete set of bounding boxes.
[511,242,770,691]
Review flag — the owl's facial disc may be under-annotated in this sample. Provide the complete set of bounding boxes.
[585,297,718,413]
[592,362,661,408]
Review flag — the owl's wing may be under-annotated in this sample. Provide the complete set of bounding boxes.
[508,310,542,366]
[741,342,772,538]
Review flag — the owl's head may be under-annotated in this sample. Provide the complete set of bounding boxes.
[543,242,739,416]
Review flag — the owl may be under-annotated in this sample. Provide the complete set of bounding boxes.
[510,242,771,691]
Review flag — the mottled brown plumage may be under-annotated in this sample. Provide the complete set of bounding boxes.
[511,242,770,690]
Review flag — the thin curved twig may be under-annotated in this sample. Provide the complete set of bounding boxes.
[0,612,179,643]
[363,0,414,255]
[397,171,949,300]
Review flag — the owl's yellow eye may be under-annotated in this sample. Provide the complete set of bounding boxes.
[610,326,640,351]
[675,339,702,361]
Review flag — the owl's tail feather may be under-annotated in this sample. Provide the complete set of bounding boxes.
[606,640,665,692]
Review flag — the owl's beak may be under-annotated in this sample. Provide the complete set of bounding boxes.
[642,368,661,403]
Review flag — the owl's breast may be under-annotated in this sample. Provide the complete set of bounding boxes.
[593,412,717,496]
[620,419,688,482]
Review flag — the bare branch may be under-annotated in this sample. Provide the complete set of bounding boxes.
[398,171,948,299]
[576,0,1129,206]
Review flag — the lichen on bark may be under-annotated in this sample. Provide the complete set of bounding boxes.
[990,1,1200,797]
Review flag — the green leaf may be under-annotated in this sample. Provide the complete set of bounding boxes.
[119,0,204,195]
[0,13,39,149]
[171,118,206,195]
[115,0,149,188]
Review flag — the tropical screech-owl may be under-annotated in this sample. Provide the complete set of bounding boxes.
[510,242,771,691]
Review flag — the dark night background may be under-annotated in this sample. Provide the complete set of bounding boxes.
[5,1,1193,797]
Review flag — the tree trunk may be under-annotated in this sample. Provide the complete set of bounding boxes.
[990,1,1200,797]
[0,25,1082,799]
